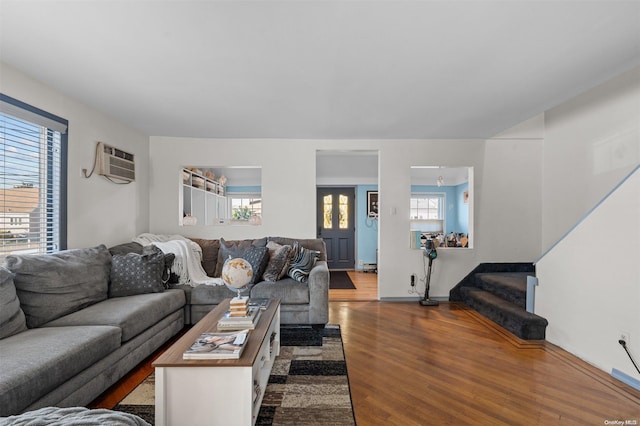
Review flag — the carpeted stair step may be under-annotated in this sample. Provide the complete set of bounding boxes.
[460,287,548,340]
[475,272,529,309]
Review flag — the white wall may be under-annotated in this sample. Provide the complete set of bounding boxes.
[0,63,150,248]
[478,116,544,262]
[149,137,543,299]
[537,169,639,381]
[543,66,640,250]
[536,67,640,380]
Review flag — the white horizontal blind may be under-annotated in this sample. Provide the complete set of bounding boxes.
[1,96,66,257]
[410,193,445,234]
[410,193,444,220]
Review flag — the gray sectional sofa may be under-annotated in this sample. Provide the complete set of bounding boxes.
[175,236,329,325]
[0,236,328,417]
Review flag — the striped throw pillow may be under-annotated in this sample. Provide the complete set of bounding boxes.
[287,242,320,283]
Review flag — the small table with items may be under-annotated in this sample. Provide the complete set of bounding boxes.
[153,298,280,426]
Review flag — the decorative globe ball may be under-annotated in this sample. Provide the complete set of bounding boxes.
[221,257,253,290]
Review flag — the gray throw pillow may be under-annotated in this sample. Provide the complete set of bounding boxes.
[5,245,112,328]
[108,241,143,256]
[287,242,321,283]
[262,241,292,282]
[189,238,220,277]
[109,245,167,297]
[0,266,27,339]
[240,246,270,284]
[215,237,267,277]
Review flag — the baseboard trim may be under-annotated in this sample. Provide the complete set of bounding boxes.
[379,296,449,302]
[612,368,640,391]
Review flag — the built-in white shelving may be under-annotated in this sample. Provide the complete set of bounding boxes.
[181,168,227,226]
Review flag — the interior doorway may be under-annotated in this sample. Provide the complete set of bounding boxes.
[316,150,379,301]
[317,187,355,270]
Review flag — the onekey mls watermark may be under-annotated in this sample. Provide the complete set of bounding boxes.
[604,420,638,425]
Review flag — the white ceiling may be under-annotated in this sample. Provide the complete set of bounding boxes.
[1,1,638,139]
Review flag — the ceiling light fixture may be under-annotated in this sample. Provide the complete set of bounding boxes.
[436,176,444,187]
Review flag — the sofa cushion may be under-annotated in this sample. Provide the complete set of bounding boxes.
[0,266,27,339]
[110,242,177,284]
[109,245,167,297]
[108,241,143,256]
[262,241,292,282]
[250,278,310,304]
[42,290,185,342]
[5,245,112,328]
[268,237,327,262]
[189,238,220,277]
[0,325,121,416]
[189,283,237,305]
[287,242,321,283]
[239,246,270,284]
[215,237,267,277]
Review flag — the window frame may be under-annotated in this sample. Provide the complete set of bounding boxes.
[1,93,68,256]
[410,192,445,220]
[228,192,262,223]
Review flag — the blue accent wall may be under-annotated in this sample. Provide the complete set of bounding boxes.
[356,185,378,267]
[226,185,262,193]
[456,182,469,234]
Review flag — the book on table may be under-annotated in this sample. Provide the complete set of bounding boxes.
[217,306,262,330]
[229,296,250,316]
[183,329,250,360]
[248,298,271,310]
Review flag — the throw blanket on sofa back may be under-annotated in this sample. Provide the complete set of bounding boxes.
[133,233,223,287]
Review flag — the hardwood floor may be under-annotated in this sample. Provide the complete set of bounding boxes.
[332,301,640,425]
[92,300,640,425]
[330,270,378,301]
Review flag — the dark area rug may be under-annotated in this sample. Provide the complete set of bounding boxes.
[114,325,355,426]
[329,271,356,289]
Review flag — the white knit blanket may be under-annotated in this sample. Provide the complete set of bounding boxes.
[133,233,223,287]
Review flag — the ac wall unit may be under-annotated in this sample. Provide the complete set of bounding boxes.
[97,142,135,182]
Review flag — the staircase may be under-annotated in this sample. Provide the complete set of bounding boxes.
[449,264,548,340]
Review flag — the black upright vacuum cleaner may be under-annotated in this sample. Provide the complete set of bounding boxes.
[419,239,439,306]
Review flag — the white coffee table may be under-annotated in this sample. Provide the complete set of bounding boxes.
[153,298,280,426]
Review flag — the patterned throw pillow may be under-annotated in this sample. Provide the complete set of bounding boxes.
[287,242,321,283]
[109,245,167,297]
[262,241,292,282]
[240,246,270,284]
[214,238,268,277]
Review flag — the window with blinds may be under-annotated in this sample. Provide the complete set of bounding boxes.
[1,94,68,258]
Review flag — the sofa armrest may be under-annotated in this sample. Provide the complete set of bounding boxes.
[307,260,329,325]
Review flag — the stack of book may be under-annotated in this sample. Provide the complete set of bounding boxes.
[229,296,250,317]
[183,329,250,360]
[218,306,262,330]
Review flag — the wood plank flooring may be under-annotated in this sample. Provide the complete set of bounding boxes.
[333,301,640,425]
[329,270,378,301]
[92,300,640,425]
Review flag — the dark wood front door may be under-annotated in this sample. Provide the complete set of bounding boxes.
[317,187,355,270]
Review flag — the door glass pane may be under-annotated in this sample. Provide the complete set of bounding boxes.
[323,194,332,229]
[339,194,348,229]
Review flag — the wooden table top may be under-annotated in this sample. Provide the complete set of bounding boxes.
[153,298,280,368]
